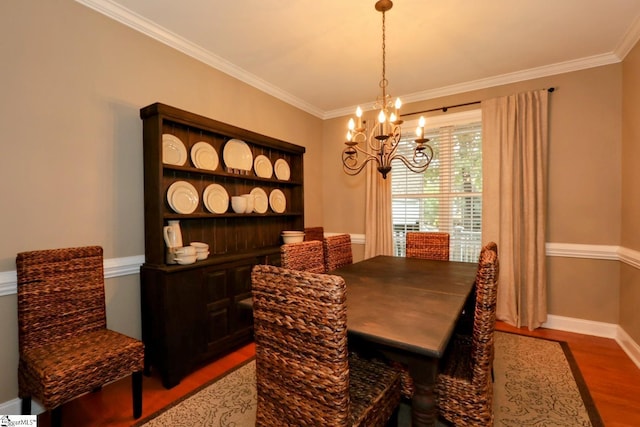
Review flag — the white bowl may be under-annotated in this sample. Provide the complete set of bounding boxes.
[282,234,304,244]
[231,196,247,213]
[196,251,210,260]
[241,194,255,213]
[174,246,196,256]
[282,230,305,235]
[175,255,197,265]
[190,242,209,251]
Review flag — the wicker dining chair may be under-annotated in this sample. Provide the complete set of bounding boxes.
[251,264,402,426]
[281,240,326,273]
[323,234,353,272]
[16,246,144,427]
[435,242,499,426]
[405,231,450,261]
[303,226,324,242]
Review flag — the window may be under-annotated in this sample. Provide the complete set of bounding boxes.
[391,110,482,262]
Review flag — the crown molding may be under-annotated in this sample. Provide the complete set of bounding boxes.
[324,52,620,119]
[74,0,324,118]
[76,1,626,122]
[615,13,640,60]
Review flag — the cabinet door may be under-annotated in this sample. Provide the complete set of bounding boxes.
[230,262,254,336]
[202,267,232,357]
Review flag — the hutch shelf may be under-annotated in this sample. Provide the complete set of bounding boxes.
[140,102,305,388]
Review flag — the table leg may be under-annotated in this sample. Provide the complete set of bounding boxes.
[408,358,438,427]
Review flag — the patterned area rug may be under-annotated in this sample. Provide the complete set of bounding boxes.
[134,332,603,426]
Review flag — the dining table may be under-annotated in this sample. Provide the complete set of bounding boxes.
[330,255,477,427]
[240,255,478,427]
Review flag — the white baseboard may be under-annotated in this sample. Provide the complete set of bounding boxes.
[542,314,618,338]
[616,326,640,369]
[0,397,44,415]
[543,314,640,370]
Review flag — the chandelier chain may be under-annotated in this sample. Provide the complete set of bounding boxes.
[380,11,387,97]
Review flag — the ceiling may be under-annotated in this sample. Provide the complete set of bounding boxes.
[78,0,640,118]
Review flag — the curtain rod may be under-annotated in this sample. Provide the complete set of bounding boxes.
[401,87,555,117]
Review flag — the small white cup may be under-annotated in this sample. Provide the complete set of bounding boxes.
[231,196,247,213]
[241,194,255,213]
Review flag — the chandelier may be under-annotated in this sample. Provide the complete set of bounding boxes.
[342,0,433,179]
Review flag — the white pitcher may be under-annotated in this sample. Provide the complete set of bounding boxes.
[163,220,183,248]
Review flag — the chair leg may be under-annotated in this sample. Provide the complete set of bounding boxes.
[132,370,143,419]
[21,397,31,415]
[51,406,62,427]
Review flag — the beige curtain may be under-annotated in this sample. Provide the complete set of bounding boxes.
[481,89,549,329]
[364,161,394,258]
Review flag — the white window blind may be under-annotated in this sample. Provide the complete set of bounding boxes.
[391,110,482,262]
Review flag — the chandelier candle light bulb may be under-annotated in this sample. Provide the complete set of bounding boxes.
[341,0,433,179]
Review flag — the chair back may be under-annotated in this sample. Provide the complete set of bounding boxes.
[471,242,499,386]
[16,246,106,351]
[280,240,325,273]
[405,232,450,261]
[323,234,353,271]
[251,264,350,426]
[304,226,324,242]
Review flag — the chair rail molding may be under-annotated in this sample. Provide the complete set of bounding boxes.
[2,243,639,297]
[0,255,145,297]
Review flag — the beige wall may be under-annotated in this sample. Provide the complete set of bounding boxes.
[621,40,640,343]
[323,65,624,324]
[1,0,638,408]
[0,0,323,404]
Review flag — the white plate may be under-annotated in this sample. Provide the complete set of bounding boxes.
[274,159,290,181]
[250,187,268,214]
[162,134,187,166]
[223,139,253,171]
[269,189,286,213]
[203,184,229,214]
[191,142,219,171]
[254,155,273,178]
[167,181,199,214]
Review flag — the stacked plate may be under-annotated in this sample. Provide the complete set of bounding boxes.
[167,181,199,214]
[274,159,290,180]
[162,134,187,166]
[269,189,286,213]
[202,184,229,214]
[254,155,273,178]
[250,187,269,214]
[190,142,219,170]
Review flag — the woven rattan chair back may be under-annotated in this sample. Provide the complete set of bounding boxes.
[280,240,325,273]
[251,264,402,427]
[405,232,450,261]
[304,226,324,242]
[435,242,499,426]
[16,246,144,426]
[323,234,353,272]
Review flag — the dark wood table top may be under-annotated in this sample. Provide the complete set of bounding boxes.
[331,255,477,358]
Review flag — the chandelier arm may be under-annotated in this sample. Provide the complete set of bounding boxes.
[392,153,432,173]
[342,146,380,176]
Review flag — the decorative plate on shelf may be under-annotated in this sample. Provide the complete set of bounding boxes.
[162,134,187,166]
[223,139,253,171]
[269,189,286,213]
[250,187,269,214]
[274,159,290,181]
[253,155,273,178]
[167,181,199,214]
[203,183,229,214]
[191,142,219,171]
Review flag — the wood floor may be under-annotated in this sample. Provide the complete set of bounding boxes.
[33,322,640,427]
